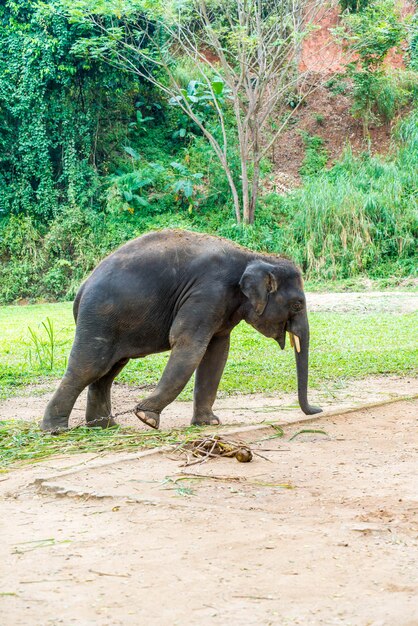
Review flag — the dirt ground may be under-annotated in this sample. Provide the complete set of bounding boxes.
[1,400,417,625]
[1,290,417,624]
[0,374,416,431]
[1,290,416,429]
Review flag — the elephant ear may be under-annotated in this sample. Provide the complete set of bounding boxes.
[239,261,278,316]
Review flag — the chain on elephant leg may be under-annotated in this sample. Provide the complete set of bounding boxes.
[78,408,136,429]
[86,415,117,429]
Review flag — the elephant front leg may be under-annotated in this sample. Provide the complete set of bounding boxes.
[134,339,210,429]
[192,334,230,426]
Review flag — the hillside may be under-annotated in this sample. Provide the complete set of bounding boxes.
[0,0,417,303]
[272,0,416,182]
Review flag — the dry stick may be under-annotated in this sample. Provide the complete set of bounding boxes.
[252,448,291,452]
[89,569,131,579]
[252,451,272,462]
[182,442,220,467]
[20,578,74,585]
[180,472,245,482]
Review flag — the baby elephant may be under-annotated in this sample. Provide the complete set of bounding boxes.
[42,230,321,431]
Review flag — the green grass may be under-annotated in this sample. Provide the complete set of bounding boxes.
[1,302,417,403]
[0,421,201,469]
[0,300,416,469]
[0,303,75,397]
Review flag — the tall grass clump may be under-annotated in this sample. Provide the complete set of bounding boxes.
[267,112,418,279]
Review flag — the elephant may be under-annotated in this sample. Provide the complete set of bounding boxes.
[42,229,321,432]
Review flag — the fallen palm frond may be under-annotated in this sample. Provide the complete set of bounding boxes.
[177,473,294,489]
[0,420,200,470]
[289,429,328,441]
[170,435,254,467]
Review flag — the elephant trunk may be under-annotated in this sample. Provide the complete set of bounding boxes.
[288,313,322,416]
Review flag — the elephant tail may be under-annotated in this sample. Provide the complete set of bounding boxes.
[72,282,86,323]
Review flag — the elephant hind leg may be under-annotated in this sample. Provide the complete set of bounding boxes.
[41,373,93,432]
[41,343,117,433]
[86,359,129,428]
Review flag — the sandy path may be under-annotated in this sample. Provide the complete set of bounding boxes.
[1,400,417,625]
[1,290,417,624]
[307,290,418,314]
[0,374,416,430]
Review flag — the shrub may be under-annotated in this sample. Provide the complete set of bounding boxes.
[299,133,329,177]
[340,0,414,135]
[339,0,370,12]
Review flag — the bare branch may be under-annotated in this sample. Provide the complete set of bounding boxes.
[79,0,338,223]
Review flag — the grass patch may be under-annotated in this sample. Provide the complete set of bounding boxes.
[1,302,417,402]
[0,299,416,468]
[0,303,75,398]
[0,421,203,470]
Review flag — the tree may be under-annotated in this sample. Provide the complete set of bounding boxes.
[0,0,138,219]
[338,0,409,137]
[63,0,333,224]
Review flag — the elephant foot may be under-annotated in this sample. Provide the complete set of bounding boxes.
[40,415,69,434]
[134,407,160,429]
[191,412,221,426]
[86,416,117,429]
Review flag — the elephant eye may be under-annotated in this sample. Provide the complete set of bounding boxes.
[290,300,304,313]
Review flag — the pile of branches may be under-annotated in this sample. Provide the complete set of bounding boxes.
[172,435,253,467]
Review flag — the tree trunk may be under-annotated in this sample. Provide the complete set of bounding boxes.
[220,154,241,224]
[248,119,261,224]
[248,159,261,225]
[241,159,251,225]
[228,171,242,224]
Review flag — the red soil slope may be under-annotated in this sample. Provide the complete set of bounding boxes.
[270,1,415,182]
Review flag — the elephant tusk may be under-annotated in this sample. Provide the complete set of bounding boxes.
[288,332,301,353]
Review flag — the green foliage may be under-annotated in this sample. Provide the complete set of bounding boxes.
[340,0,415,133]
[339,0,370,12]
[325,75,350,95]
[409,11,418,71]
[299,133,329,177]
[0,0,416,303]
[0,0,142,219]
[129,108,154,134]
[106,159,204,216]
[170,79,229,141]
[107,168,156,214]
[170,162,204,208]
[287,115,418,278]
[198,111,418,280]
[349,68,417,131]
[1,110,417,301]
[343,0,406,69]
